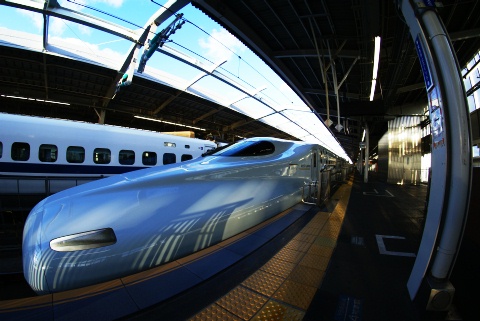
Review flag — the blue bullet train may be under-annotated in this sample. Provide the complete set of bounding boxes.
[22,136,343,294]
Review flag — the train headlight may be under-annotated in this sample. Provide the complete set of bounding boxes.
[50,228,117,252]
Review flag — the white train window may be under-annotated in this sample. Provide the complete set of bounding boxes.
[67,146,85,164]
[94,148,111,164]
[163,153,176,165]
[119,150,135,165]
[142,151,157,166]
[39,144,58,162]
[11,142,30,161]
[181,154,193,162]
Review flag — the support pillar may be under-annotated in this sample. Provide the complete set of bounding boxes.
[364,123,369,183]
[398,0,472,315]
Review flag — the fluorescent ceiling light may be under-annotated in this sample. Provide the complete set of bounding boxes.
[370,36,381,101]
[1,94,70,105]
[134,115,206,131]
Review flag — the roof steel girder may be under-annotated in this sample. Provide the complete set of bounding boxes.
[2,0,139,42]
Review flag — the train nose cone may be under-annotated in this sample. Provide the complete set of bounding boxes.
[22,202,63,295]
[22,205,50,294]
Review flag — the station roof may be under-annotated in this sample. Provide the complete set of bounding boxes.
[1,1,479,162]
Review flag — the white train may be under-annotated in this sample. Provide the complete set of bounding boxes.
[22,136,342,294]
[0,113,217,194]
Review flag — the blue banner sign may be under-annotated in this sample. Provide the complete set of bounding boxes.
[415,35,433,91]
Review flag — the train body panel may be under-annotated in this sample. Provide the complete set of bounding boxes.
[22,137,341,294]
[0,113,216,194]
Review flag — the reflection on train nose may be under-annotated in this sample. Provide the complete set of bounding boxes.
[22,208,50,294]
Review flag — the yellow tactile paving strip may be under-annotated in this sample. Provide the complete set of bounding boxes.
[189,176,353,321]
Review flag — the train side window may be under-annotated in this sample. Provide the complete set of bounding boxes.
[181,154,193,162]
[39,144,58,162]
[163,153,176,165]
[142,151,157,166]
[164,142,176,148]
[11,142,30,161]
[185,145,190,149]
[213,140,275,156]
[94,148,111,164]
[0,142,2,159]
[66,146,85,163]
[119,150,135,165]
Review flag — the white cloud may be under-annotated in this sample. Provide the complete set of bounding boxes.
[97,0,124,8]
[78,24,92,36]
[60,0,124,9]
[49,17,68,36]
[16,9,43,31]
[49,36,124,67]
[198,28,246,63]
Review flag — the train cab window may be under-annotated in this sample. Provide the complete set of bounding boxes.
[39,144,58,162]
[181,154,193,162]
[212,140,275,157]
[142,151,157,166]
[94,148,111,164]
[66,146,85,163]
[163,153,176,165]
[164,142,176,148]
[119,150,135,165]
[11,142,30,161]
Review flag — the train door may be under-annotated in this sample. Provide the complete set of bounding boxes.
[302,148,320,204]
[319,148,325,171]
[311,148,319,183]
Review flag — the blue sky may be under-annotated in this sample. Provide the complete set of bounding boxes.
[0,0,351,161]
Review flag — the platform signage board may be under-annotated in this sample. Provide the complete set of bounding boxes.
[415,35,433,92]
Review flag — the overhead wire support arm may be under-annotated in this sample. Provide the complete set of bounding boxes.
[137,13,185,73]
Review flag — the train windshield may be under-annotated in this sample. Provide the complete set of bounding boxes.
[210,140,275,156]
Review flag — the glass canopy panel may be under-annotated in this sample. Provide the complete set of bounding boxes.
[48,22,131,69]
[301,135,326,145]
[0,7,43,51]
[277,111,327,143]
[190,76,240,105]
[148,52,204,86]
[0,5,43,36]
[230,97,275,120]
[140,66,187,90]
[262,116,310,138]
[259,113,290,129]
[54,0,162,29]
